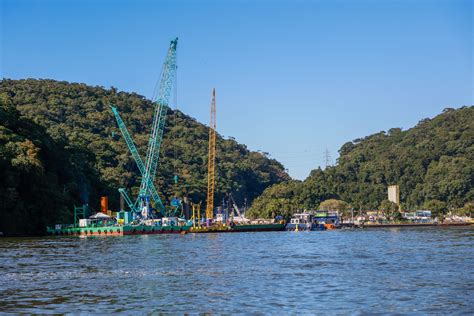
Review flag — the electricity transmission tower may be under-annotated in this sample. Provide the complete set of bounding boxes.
[324,148,332,168]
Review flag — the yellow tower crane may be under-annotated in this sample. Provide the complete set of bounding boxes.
[206,88,217,220]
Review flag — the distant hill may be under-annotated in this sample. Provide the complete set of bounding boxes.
[0,79,289,235]
[248,106,474,218]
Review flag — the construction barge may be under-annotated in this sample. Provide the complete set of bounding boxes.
[46,202,285,236]
[47,224,188,236]
[47,222,285,237]
[189,223,285,233]
[45,39,286,238]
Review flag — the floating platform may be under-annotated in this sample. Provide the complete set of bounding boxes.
[359,222,473,228]
[47,223,286,236]
[47,224,191,236]
[190,223,285,233]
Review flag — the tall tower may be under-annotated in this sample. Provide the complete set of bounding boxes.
[388,185,401,211]
[324,148,332,168]
[206,89,217,220]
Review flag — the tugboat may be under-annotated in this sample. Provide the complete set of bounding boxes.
[285,213,326,231]
[314,210,341,230]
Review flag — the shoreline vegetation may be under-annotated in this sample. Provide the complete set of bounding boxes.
[0,79,289,236]
[247,107,473,220]
[1,79,473,236]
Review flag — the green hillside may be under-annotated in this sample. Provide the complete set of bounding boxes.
[248,106,474,218]
[0,79,289,235]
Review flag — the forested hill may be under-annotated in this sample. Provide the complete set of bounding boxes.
[248,106,474,218]
[0,79,289,235]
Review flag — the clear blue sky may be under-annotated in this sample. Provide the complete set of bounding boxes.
[1,0,472,180]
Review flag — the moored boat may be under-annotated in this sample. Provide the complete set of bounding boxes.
[285,213,326,231]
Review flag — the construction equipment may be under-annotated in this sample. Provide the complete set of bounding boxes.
[228,193,243,218]
[110,105,164,212]
[227,193,249,223]
[111,38,178,219]
[206,89,217,220]
[191,202,201,228]
[73,204,89,226]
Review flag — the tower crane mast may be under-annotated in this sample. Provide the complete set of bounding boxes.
[206,89,217,220]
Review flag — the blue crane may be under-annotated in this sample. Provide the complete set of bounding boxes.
[110,38,178,219]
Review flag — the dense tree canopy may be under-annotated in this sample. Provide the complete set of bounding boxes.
[0,93,100,235]
[319,199,350,214]
[249,106,473,218]
[1,78,472,232]
[0,79,289,235]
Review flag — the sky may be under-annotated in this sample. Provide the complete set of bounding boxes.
[1,0,472,180]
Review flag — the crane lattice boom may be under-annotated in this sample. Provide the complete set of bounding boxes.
[110,38,178,218]
[139,39,178,206]
[206,88,217,220]
[110,105,164,212]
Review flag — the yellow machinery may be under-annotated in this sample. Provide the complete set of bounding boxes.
[206,89,217,220]
[192,202,201,228]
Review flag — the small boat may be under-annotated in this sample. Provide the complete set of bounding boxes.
[313,210,341,229]
[285,213,326,231]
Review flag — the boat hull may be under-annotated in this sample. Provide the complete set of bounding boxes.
[190,223,285,233]
[47,225,191,236]
[47,223,287,236]
[285,223,326,231]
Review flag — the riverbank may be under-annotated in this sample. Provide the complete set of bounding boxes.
[357,222,473,228]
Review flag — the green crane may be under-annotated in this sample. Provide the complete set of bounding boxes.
[110,105,165,213]
[111,38,178,219]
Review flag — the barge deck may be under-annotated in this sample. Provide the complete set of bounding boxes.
[47,224,190,236]
[47,223,285,236]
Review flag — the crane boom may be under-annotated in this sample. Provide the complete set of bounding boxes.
[109,38,178,218]
[206,88,217,220]
[147,104,167,187]
[229,193,242,218]
[110,105,165,212]
[139,38,178,204]
[118,188,136,212]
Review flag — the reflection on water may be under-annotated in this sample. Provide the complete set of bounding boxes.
[1,227,473,313]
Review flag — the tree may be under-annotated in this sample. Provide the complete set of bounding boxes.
[0,79,291,235]
[422,200,447,218]
[379,200,400,220]
[379,199,398,212]
[456,201,474,217]
[247,180,303,219]
[319,199,350,216]
[250,105,474,218]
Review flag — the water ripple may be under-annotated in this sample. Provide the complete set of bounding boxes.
[0,227,473,314]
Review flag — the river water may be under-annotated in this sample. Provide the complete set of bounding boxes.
[1,227,473,314]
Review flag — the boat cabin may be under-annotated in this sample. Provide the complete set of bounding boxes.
[314,210,340,225]
[290,213,314,224]
[162,217,178,226]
